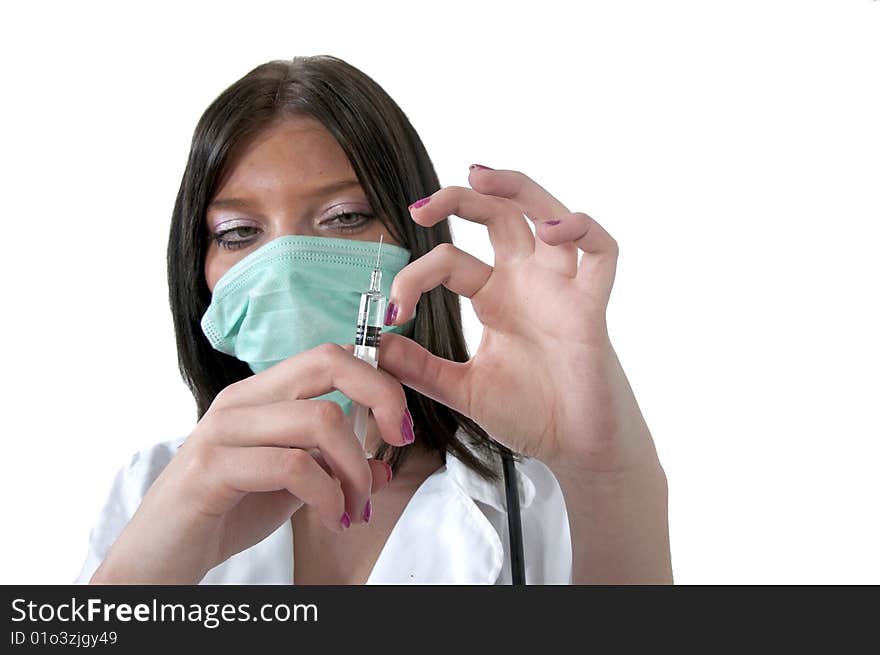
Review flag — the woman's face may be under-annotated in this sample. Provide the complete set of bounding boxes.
[204,115,401,291]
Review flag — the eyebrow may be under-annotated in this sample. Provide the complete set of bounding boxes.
[207,178,363,210]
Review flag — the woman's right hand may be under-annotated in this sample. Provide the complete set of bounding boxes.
[89,343,414,584]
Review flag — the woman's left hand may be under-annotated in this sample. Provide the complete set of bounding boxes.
[378,165,661,477]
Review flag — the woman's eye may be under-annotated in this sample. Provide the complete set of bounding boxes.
[209,212,373,250]
[211,225,260,250]
[325,211,374,232]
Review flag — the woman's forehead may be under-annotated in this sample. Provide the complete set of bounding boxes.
[212,117,360,202]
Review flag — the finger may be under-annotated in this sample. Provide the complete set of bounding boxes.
[218,489,304,557]
[380,242,493,330]
[203,400,383,525]
[213,445,348,534]
[371,332,471,420]
[468,166,578,277]
[367,458,393,495]
[408,185,534,263]
[314,448,393,493]
[213,343,412,449]
[539,211,619,303]
[308,450,393,522]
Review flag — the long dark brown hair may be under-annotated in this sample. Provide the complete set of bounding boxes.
[167,55,515,480]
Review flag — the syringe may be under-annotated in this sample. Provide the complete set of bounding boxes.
[350,235,388,452]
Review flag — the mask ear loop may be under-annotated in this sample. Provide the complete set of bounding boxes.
[502,451,526,585]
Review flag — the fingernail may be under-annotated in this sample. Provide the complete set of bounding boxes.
[384,302,398,326]
[408,196,431,210]
[469,164,493,170]
[401,408,415,444]
[381,461,393,483]
[340,512,351,529]
[363,499,372,523]
[544,219,562,226]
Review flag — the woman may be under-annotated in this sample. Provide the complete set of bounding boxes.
[75,55,672,585]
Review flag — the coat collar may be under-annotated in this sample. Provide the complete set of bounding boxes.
[444,446,537,514]
[364,438,536,584]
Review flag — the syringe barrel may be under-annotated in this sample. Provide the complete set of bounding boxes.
[352,287,385,451]
[354,290,386,348]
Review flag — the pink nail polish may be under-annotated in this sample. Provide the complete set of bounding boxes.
[545,219,562,225]
[401,410,415,444]
[409,196,431,210]
[363,499,372,523]
[469,164,494,170]
[340,512,351,529]
[384,302,398,326]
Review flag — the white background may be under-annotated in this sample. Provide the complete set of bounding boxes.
[1,0,877,584]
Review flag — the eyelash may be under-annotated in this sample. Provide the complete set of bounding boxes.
[209,212,375,250]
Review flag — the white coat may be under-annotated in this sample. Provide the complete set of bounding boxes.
[73,429,573,584]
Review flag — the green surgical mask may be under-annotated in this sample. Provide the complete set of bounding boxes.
[201,235,415,415]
